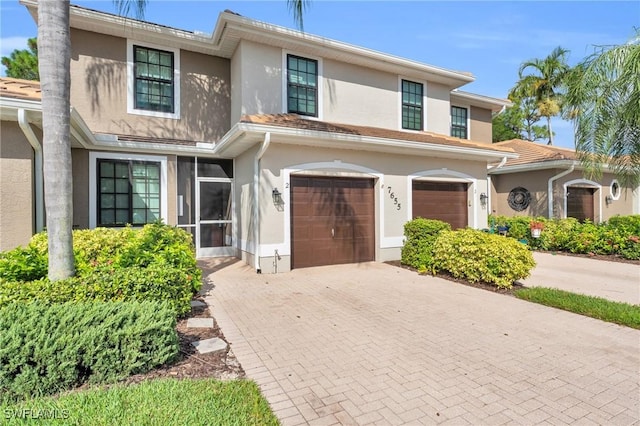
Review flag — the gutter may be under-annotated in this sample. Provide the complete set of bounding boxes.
[17,108,44,233]
[253,132,271,273]
[547,165,575,219]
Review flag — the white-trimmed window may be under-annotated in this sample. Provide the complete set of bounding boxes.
[401,79,424,130]
[282,50,323,119]
[127,40,180,119]
[451,106,468,139]
[610,179,621,201]
[90,152,168,228]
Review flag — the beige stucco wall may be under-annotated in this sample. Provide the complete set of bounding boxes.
[71,148,89,229]
[233,145,258,265]
[491,169,552,218]
[231,40,454,133]
[0,121,34,251]
[425,82,451,135]
[230,40,282,124]
[254,142,490,272]
[491,168,636,222]
[470,106,492,143]
[70,28,231,142]
[322,59,397,129]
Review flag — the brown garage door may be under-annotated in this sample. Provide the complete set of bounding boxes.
[291,176,375,269]
[412,181,468,229]
[567,187,595,222]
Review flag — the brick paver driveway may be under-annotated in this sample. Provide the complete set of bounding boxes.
[203,261,639,425]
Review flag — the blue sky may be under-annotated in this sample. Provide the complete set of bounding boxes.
[1,0,638,148]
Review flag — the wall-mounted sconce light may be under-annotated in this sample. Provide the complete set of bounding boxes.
[479,192,488,207]
[272,188,284,206]
[605,195,613,205]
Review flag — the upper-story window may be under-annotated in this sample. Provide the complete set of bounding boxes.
[451,106,468,139]
[134,46,174,113]
[401,80,423,130]
[287,54,318,117]
[127,40,180,119]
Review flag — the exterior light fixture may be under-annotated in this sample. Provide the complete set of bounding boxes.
[479,192,488,207]
[272,188,283,206]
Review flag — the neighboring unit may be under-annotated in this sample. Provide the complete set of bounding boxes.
[489,139,639,222]
[2,2,517,272]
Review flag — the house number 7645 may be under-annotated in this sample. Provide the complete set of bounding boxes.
[387,186,401,210]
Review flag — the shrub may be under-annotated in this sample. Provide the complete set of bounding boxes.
[0,301,178,403]
[0,223,201,315]
[0,265,197,316]
[0,245,47,282]
[432,229,536,288]
[401,218,451,269]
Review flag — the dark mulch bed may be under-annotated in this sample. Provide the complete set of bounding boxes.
[121,297,244,385]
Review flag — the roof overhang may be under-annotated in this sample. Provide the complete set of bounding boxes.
[21,1,475,88]
[450,90,512,112]
[214,122,517,162]
[488,159,615,175]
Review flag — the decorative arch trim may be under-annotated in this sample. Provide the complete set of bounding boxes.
[562,179,602,222]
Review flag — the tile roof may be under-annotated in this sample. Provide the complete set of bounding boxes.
[240,114,514,154]
[494,139,577,166]
[0,77,41,101]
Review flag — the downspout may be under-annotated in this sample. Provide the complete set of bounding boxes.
[547,165,575,219]
[18,109,44,233]
[487,156,508,217]
[253,132,271,273]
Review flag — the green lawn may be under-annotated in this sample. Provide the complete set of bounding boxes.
[0,379,278,426]
[515,287,640,329]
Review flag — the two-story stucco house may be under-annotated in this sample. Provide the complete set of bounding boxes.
[1,2,519,272]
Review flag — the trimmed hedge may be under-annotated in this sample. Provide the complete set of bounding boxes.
[491,215,640,260]
[0,223,201,316]
[432,228,536,288]
[401,218,451,269]
[0,301,179,403]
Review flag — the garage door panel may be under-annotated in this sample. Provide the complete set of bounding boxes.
[567,187,595,222]
[291,176,375,269]
[412,181,468,229]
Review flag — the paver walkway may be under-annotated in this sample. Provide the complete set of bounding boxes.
[521,252,640,305]
[203,261,640,425]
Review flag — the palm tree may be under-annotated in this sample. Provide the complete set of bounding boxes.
[515,46,570,145]
[566,31,640,188]
[38,1,309,281]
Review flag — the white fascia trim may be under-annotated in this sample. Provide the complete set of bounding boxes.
[22,0,476,85]
[450,90,512,111]
[406,169,479,229]
[450,103,471,140]
[89,151,168,229]
[398,76,428,132]
[221,13,475,85]
[229,123,516,160]
[0,97,42,113]
[489,160,578,175]
[126,39,181,120]
[281,50,324,120]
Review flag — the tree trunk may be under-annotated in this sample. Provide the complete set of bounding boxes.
[547,115,554,145]
[38,0,75,280]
